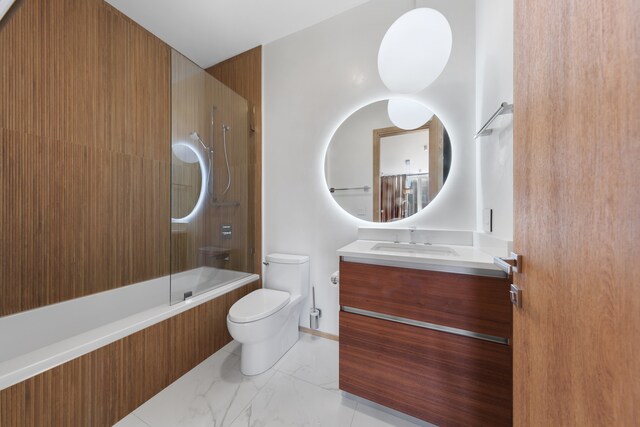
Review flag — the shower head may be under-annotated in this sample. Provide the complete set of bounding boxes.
[222,124,231,132]
[189,131,202,143]
[189,131,209,151]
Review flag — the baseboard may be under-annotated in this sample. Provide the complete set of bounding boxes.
[299,326,339,341]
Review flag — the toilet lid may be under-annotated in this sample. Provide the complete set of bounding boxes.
[228,289,290,323]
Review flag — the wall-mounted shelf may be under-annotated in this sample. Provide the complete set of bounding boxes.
[475,102,514,139]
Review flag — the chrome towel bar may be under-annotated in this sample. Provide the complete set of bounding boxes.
[329,186,371,193]
[475,102,514,139]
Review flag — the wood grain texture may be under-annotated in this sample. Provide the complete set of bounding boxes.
[513,0,640,425]
[427,116,444,200]
[0,0,171,316]
[340,261,512,339]
[207,46,262,277]
[0,281,260,427]
[340,311,512,427]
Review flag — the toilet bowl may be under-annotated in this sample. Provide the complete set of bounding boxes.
[227,253,309,375]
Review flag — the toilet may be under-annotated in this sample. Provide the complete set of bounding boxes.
[227,253,309,375]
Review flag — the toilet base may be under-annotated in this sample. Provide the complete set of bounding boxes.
[239,312,300,376]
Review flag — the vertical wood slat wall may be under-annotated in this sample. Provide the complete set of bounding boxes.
[0,0,263,425]
[0,282,260,427]
[207,47,263,277]
[0,0,170,316]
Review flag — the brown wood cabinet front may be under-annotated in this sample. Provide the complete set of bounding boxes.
[340,311,512,427]
[340,260,512,339]
[338,260,513,426]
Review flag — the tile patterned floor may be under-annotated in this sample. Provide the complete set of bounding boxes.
[115,333,434,427]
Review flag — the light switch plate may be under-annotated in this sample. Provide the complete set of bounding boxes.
[483,208,493,233]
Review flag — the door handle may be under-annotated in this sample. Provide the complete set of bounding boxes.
[493,252,522,276]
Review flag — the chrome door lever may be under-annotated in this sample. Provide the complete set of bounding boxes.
[493,252,522,276]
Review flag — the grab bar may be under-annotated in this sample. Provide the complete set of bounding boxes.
[329,186,371,193]
[474,102,514,139]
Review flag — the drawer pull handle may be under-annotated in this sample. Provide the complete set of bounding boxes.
[341,306,509,345]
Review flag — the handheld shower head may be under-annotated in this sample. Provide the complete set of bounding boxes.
[189,131,209,152]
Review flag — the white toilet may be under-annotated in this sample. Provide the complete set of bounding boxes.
[227,253,309,375]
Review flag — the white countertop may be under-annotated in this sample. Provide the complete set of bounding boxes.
[337,240,507,277]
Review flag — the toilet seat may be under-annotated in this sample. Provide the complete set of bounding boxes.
[228,289,290,323]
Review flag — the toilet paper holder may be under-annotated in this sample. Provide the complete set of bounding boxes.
[310,286,322,330]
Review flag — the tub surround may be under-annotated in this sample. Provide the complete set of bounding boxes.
[0,270,258,392]
[0,279,261,427]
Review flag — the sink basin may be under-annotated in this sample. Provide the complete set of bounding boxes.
[371,242,458,256]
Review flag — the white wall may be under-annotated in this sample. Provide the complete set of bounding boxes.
[380,131,430,175]
[264,0,476,335]
[475,0,514,240]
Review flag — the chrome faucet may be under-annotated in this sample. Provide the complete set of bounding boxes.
[409,226,417,244]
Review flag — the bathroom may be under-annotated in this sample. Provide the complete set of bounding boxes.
[0,0,637,426]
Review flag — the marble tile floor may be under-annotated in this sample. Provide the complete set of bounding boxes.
[115,333,434,427]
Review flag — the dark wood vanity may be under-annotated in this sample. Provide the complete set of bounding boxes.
[339,259,512,427]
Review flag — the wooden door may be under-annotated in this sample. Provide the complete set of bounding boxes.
[513,0,639,425]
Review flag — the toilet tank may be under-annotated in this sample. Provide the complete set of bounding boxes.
[264,253,310,299]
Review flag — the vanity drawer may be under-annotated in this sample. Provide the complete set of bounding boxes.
[340,260,512,340]
[339,311,512,427]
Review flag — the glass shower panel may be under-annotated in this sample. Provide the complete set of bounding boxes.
[170,49,254,304]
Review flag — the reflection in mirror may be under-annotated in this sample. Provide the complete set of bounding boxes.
[171,142,204,222]
[325,100,451,222]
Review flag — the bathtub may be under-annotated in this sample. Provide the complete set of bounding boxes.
[171,266,257,302]
[0,267,258,391]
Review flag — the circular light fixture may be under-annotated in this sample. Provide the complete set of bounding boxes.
[378,8,452,93]
[172,142,199,163]
[171,142,207,223]
[387,99,434,130]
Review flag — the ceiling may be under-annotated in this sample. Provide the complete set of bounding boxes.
[105,0,371,69]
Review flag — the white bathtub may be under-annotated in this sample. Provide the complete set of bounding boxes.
[0,267,258,391]
[171,267,256,302]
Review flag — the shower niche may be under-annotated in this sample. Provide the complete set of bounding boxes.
[170,50,256,304]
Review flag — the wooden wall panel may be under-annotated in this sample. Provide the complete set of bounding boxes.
[0,281,260,427]
[0,0,171,316]
[207,46,262,276]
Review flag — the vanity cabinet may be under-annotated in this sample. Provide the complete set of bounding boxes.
[339,260,512,427]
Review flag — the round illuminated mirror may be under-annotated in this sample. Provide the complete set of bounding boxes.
[324,99,451,222]
[171,142,206,222]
